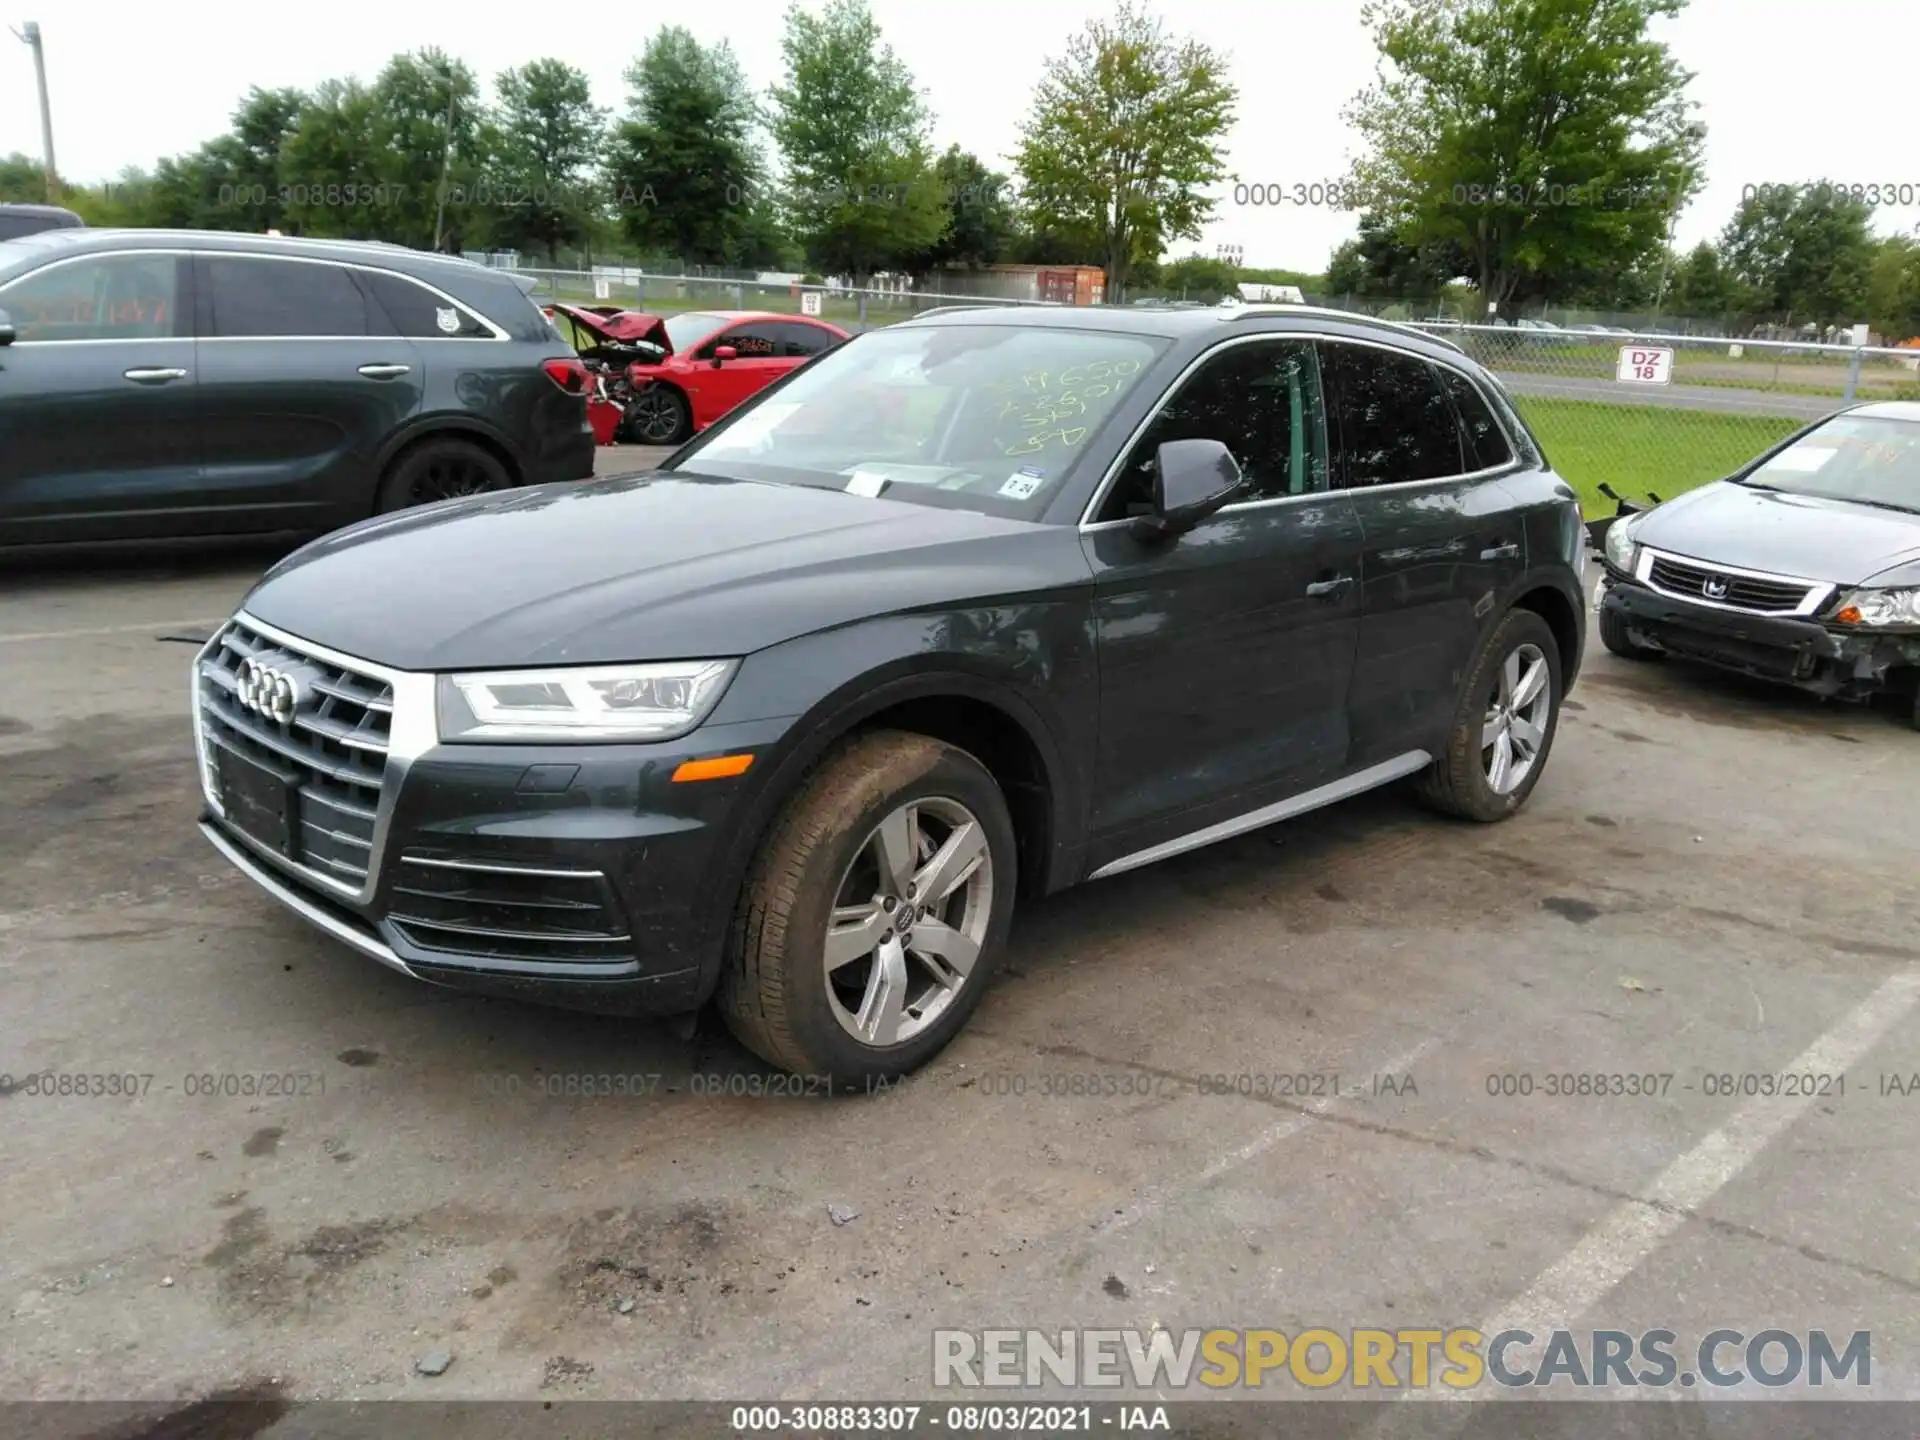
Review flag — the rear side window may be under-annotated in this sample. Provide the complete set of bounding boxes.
[777,322,835,357]
[204,256,373,337]
[1322,342,1465,487]
[1439,368,1514,471]
[359,269,494,339]
[0,253,181,340]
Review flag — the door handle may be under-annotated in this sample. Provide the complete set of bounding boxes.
[357,363,411,379]
[1305,575,1354,599]
[124,366,188,384]
[1480,542,1520,561]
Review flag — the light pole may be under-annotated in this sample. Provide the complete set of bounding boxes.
[9,20,57,201]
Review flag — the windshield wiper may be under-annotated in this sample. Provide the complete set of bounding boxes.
[1836,495,1920,516]
[1733,477,1785,491]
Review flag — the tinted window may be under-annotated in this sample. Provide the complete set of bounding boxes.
[711,322,783,358]
[1323,343,1465,486]
[1440,368,1513,470]
[0,254,180,341]
[777,322,835,358]
[1101,339,1327,520]
[205,256,373,337]
[360,269,492,338]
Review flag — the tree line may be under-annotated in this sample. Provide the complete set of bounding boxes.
[5,0,1916,335]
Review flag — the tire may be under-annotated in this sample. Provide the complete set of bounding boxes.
[1416,609,1563,823]
[719,730,1017,1088]
[626,385,691,446]
[1599,604,1659,660]
[375,437,512,514]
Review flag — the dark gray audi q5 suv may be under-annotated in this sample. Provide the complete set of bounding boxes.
[193,301,1588,1086]
[0,228,595,549]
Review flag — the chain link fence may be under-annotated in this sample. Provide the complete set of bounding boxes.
[501,264,1920,514]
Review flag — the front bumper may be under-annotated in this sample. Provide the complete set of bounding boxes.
[194,614,790,1016]
[1602,576,1920,696]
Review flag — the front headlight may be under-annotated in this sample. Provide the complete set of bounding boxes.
[1603,513,1643,574]
[1830,588,1920,629]
[438,659,739,742]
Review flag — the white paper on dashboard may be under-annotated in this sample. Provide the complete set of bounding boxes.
[844,471,890,497]
[1763,447,1834,473]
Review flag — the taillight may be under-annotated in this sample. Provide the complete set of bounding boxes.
[542,356,589,394]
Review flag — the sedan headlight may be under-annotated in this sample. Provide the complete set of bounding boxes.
[1830,588,1920,629]
[438,659,739,742]
[1602,513,1643,574]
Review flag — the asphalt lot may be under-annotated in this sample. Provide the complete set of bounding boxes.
[3,476,1918,1421]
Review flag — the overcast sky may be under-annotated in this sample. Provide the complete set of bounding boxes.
[6,0,1918,271]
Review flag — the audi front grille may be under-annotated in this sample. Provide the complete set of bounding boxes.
[196,618,394,889]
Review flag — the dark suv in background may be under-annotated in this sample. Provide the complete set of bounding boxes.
[0,229,595,548]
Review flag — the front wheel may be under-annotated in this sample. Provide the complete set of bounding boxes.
[1416,609,1563,822]
[626,385,690,445]
[719,731,1016,1088]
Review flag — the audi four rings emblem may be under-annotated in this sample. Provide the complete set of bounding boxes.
[236,658,304,723]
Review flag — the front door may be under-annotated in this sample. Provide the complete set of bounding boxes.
[682,321,796,429]
[193,252,425,532]
[1319,340,1527,766]
[0,249,200,545]
[1082,337,1365,864]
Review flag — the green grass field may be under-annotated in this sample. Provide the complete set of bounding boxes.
[1514,396,1802,515]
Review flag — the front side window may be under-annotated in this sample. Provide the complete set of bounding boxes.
[204,256,372,337]
[672,322,1168,517]
[0,254,181,341]
[1323,342,1466,487]
[1099,338,1328,521]
[715,323,783,359]
[1739,415,1920,512]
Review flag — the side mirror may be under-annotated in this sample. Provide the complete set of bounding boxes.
[712,345,737,367]
[1128,439,1245,540]
[0,309,14,347]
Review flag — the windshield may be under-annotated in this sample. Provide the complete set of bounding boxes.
[1741,415,1920,511]
[665,312,730,353]
[668,323,1169,515]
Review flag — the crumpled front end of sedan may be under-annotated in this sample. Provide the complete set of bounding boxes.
[1598,507,1920,702]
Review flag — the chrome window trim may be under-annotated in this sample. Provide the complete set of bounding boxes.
[0,244,510,342]
[192,610,439,905]
[1633,546,1835,618]
[1077,330,1523,531]
[193,251,510,341]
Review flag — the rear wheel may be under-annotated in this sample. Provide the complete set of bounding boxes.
[719,731,1016,1088]
[1416,609,1563,823]
[1599,604,1660,660]
[375,437,511,514]
[626,385,690,445]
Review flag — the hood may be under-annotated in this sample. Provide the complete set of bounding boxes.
[242,473,1083,671]
[550,304,670,351]
[1631,480,1920,585]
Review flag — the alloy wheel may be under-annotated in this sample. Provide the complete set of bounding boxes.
[823,797,994,1048]
[1482,641,1552,795]
[629,389,683,444]
[408,455,497,504]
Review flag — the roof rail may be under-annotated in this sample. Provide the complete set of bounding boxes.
[906,303,1025,320]
[1225,303,1467,355]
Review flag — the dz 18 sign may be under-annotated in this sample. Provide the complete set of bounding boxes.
[1617,345,1674,384]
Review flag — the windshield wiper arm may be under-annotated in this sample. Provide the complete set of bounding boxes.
[1838,496,1920,516]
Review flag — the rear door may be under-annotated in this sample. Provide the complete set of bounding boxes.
[683,321,792,428]
[193,252,425,532]
[0,248,200,544]
[1320,340,1526,766]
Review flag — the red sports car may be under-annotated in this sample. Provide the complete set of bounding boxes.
[613,310,851,445]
